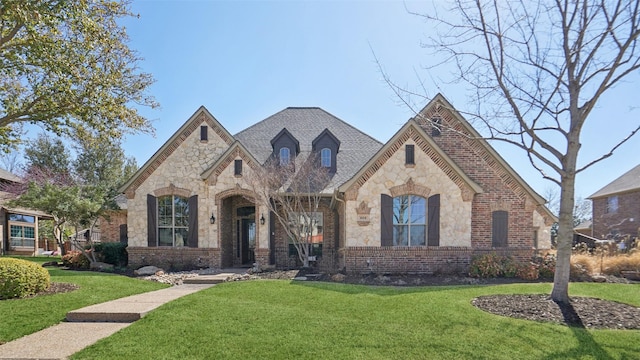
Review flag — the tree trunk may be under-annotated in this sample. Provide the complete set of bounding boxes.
[551,134,580,303]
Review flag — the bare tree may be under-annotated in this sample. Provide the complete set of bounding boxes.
[388,0,640,302]
[247,156,331,268]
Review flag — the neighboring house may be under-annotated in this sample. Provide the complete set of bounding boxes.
[0,168,53,256]
[120,94,555,274]
[588,164,640,242]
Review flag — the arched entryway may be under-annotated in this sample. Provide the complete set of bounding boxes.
[218,192,260,268]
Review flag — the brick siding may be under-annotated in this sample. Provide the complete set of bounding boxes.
[592,191,640,239]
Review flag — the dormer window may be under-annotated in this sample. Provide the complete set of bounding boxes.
[321,148,331,168]
[279,147,291,166]
[312,129,340,174]
[271,128,300,166]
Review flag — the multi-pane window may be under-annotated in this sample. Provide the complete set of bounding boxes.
[321,148,331,168]
[8,214,36,248]
[606,196,619,214]
[393,195,426,246]
[288,212,323,257]
[158,195,189,246]
[280,147,290,166]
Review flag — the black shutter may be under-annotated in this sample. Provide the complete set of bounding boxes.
[428,194,440,246]
[234,159,242,176]
[147,194,157,247]
[200,126,208,141]
[405,145,415,165]
[381,194,393,246]
[119,224,128,244]
[188,195,198,248]
[492,211,508,247]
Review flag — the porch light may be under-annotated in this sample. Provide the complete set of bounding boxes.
[260,214,265,225]
[210,213,216,224]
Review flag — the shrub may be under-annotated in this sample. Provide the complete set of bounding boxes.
[469,253,504,278]
[532,254,556,279]
[93,242,128,267]
[601,252,640,276]
[570,254,594,281]
[516,263,539,280]
[0,258,50,299]
[61,250,90,269]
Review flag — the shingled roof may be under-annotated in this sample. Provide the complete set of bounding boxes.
[589,163,640,199]
[234,107,383,189]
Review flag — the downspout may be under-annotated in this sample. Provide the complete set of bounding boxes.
[332,189,346,271]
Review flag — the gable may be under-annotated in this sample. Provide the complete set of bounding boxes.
[340,120,483,201]
[201,141,261,185]
[589,163,640,199]
[120,107,234,198]
[413,94,556,223]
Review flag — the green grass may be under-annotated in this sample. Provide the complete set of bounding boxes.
[72,280,640,360]
[0,256,168,343]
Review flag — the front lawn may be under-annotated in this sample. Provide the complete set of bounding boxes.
[73,280,640,360]
[0,256,167,343]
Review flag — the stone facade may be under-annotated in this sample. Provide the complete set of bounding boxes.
[121,99,554,274]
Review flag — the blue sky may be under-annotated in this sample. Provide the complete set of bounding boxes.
[119,0,640,201]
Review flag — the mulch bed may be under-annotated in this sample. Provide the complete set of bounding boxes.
[473,294,640,330]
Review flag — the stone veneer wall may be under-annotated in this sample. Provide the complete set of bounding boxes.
[128,247,221,271]
[343,247,535,274]
[344,138,473,248]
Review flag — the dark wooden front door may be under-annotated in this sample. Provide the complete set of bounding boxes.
[241,219,256,265]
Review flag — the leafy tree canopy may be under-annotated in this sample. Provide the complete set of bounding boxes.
[0,0,158,152]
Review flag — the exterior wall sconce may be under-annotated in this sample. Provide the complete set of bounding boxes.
[260,214,265,225]
[210,213,216,224]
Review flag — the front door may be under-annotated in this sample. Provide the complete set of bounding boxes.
[241,219,256,265]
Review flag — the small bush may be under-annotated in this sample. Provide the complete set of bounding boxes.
[469,253,504,278]
[0,258,51,299]
[516,263,539,280]
[601,252,640,276]
[533,254,556,279]
[61,251,90,269]
[570,254,594,280]
[93,242,128,267]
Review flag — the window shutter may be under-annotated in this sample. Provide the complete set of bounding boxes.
[119,224,128,244]
[200,126,208,141]
[188,195,198,248]
[405,145,415,165]
[428,194,440,246]
[147,194,157,247]
[492,211,508,247]
[381,194,393,246]
[234,159,242,176]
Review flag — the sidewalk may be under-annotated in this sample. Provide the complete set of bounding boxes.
[0,273,235,360]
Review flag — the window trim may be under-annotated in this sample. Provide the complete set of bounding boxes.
[320,148,331,168]
[279,147,290,166]
[157,195,189,247]
[392,195,426,246]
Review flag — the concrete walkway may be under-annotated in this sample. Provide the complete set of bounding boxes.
[0,273,236,360]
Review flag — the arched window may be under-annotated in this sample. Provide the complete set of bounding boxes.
[279,147,290,166]
[321,148,331,168]
[393,195,426,246]
[158,195,189,246]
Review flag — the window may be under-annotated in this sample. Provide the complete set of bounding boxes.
[492,211,508,247]
[288,212,323,257]
[8,214,36,248]
[393,195,426,246]
[279,147,290,166]
[321,148,331,168]
[432,117,442,136]
[606,196,619,214]
[405,145,415,165]
[234,159,242,176]
[200,126,208,141]
[157,195,189,246]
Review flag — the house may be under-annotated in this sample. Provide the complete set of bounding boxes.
[120,94,555,274]
[588,164,640,244]
[0,168,54,256]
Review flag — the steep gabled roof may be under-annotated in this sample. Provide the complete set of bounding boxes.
[339,120,483,199]
[120,106,234,197]
[588,163,640,199]
[234,107,383,189]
